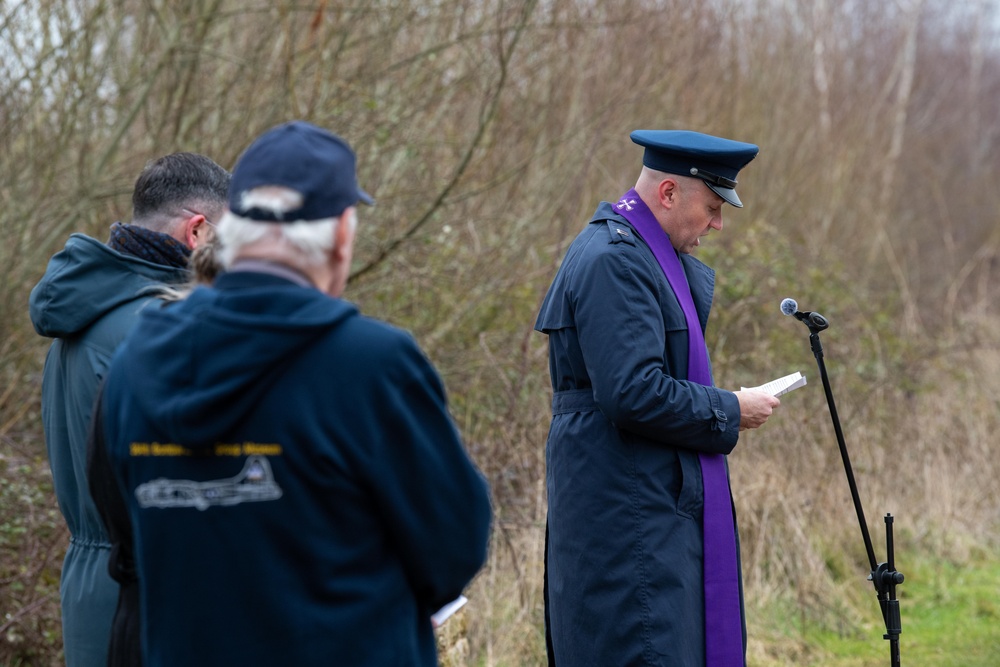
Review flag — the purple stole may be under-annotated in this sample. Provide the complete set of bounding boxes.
[614,189,744,666]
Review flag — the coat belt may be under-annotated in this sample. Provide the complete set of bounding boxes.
[551,388,599,415]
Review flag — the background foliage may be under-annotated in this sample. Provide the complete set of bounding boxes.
[2,0,999,664]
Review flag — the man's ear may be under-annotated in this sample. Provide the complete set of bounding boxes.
[184,214,211,249]
[323,208,358,298]
[332,207,356,260]
[658,178,680,209]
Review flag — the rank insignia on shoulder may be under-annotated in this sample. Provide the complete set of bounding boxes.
[606,220,636,245]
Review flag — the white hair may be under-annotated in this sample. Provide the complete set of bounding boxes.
[216,187,356,268]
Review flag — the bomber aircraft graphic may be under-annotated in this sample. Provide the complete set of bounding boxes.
[135,456,282,511]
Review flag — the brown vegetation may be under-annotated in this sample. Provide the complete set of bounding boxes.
[2,0,999,664]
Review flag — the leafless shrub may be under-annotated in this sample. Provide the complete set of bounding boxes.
[2,0,1000,663]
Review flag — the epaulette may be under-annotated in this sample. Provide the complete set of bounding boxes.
[604,219,636,246]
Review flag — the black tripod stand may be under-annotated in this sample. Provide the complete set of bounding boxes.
[782,301,904,666]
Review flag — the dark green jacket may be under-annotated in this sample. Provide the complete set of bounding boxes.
[29,233,186,667]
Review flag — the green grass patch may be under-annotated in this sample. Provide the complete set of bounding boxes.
[752,553,1000,666]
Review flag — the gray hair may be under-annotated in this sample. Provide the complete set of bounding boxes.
[216,185,358,268]
[216,212,343,268]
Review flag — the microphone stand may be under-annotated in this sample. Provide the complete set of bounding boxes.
[794,311,903,666]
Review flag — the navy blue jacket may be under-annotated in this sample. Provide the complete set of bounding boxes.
[101,269,492,667]
[535,202,743,666]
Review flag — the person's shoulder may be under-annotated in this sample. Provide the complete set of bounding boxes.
[349,311,408,336]
[599,218,639,247]
[572,212,655,273]
[325,310,420,355]
[318,313,440,388]
[565,204,638,255]
[591,201,647,247]
[87,292,165,341]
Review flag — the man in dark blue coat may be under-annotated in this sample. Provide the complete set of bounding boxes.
[535,130,781,666]
[97,121,493,666]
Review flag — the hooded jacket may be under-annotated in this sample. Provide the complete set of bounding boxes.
[29,233,187,667]
[99,269,492,667]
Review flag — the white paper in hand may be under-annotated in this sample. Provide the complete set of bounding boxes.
[431,595,468,627]
[741,371,806,397]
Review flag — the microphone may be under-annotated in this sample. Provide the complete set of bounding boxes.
[780,297,830,331]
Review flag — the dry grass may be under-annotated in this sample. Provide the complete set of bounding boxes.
[452,315,1000,666]
[2,0,1000,663]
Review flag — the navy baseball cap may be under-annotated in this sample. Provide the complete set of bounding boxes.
[630,130,758,207]
[229,121,374,222]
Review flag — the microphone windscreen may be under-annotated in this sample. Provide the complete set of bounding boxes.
[780,298,798,316]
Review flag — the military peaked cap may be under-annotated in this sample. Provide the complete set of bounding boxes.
[630,129,758,207]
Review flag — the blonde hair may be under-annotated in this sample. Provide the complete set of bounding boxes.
[155,237,224,302]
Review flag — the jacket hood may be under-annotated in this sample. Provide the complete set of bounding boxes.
[29,233,188,338]
[114,271,358,447]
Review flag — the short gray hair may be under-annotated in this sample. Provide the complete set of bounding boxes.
[216,213,340,268]
[217,185,360,267]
